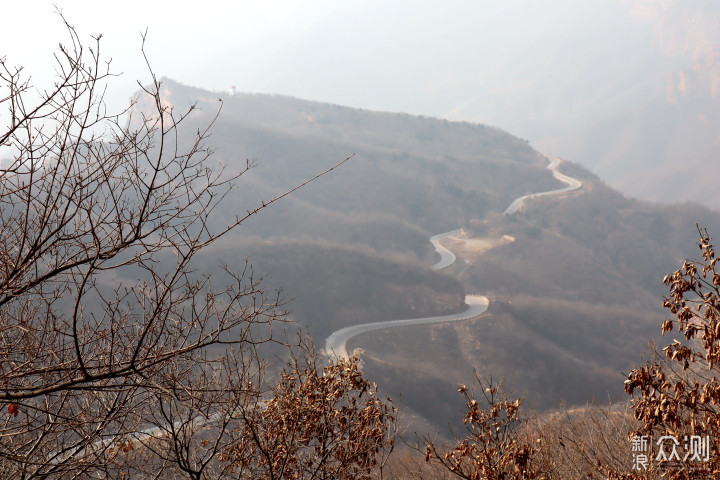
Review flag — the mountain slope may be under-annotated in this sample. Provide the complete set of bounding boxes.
[144,79,720,430]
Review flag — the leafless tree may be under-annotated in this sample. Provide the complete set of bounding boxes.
[0,17,353,479]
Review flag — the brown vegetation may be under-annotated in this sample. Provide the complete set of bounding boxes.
[0,19,389,480]
[221,354,397,480]
[5,15,720,480]
[423,378,549,480]
[614,226,720,479]
[416,226,720,479]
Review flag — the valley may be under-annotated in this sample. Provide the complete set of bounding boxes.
[326,154,583,363]
[157,78,720,431]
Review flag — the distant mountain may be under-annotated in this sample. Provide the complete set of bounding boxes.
[141,79,720,431]
[438,0,720,208]
[563,0,720,206]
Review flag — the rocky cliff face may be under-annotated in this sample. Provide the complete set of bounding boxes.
[631,0,720,103]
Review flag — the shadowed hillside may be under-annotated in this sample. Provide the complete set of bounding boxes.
[145,79,720,432]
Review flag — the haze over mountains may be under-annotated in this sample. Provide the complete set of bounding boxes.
[212,0,720,207]
[145,79,720,431]
[3,4,720,474]
[434,0,720,207]
[4,1,719,206]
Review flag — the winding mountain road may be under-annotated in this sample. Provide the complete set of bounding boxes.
[56,157,581,466]
[503,156,582,215]
[325,295,489,360]
[430,229,462,270]
[325,154,582,361]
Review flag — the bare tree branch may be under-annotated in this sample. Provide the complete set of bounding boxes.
[0,16,356,479]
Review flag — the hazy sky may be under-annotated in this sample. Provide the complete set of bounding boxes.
[2,0,663,124]
[4,0,719,206]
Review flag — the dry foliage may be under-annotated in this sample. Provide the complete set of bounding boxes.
[0,17,352,479]
[7,13,720,480]
[0,19,277,478]
[608,226,720,479]
[425,227,720,480]
[221,353,397,480]
[531,403,638,479]
[423,377,550,480]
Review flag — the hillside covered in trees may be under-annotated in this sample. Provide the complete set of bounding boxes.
[149,79,720,430]
[6,13,720,479]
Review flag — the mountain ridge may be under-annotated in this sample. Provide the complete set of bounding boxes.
[146,79,720,429]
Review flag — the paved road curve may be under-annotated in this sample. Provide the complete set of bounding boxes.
[503,156,582,215]
[325,295,489,359]
[324,154,582,361]
[57,155,581,464]
[430,229,462,270]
